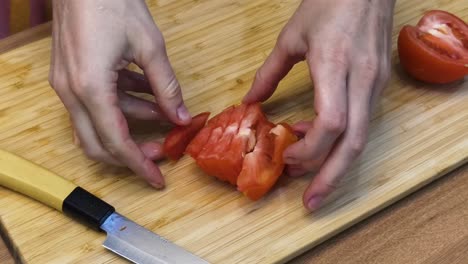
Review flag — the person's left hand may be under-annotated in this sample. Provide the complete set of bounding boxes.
[243,0,396,211]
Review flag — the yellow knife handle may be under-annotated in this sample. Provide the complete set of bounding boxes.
[0,149,115,230]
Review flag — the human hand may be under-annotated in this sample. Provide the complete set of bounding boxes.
[49,0,191,188]
[243,0,396,211]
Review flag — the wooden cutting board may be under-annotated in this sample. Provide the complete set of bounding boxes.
[0,1,467,263]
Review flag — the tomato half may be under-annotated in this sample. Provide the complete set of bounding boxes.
[163,112,210,160]
[398,10,468,84]
[185,103,297,200]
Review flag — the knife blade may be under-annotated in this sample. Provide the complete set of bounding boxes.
[0,149,209,264]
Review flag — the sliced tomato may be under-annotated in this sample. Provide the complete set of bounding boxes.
[398,10,468,84]
[163,112,210,161]
[189,104,257,185]
[237,123,297,200]
[185,107,230,159]
[186,103,297,200]
[272,123,297,164]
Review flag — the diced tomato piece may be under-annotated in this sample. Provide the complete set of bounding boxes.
[185,125,212,158]
[237,123,296,200]
[168,102,297,200]
[271,123,298,164]
[237,151,275,201]
[163,112,210,161]
[190,103,297,199]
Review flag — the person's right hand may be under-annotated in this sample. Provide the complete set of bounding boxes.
[49,0,192,188]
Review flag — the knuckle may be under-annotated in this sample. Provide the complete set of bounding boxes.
[48,70,66,92]
[276,30,293,52]
[357,55,379,82]
[325,181,338,192]
[330,55,348,69]
[102,139,125,158]
[137,33,167,65]
[160,75,182,100]
[254,68,272,88]
[103,137,146,167]
[102,135,132,159]
[83,147,107,162]
[348,133,367,156]
[319,43,349,67]
[319,111,347,134]
[276,26,307,56]
[327,53,348,69]
[103,142,120,157]
[318,176,340,193]
[332,42,349,58]
[72,72,96,98]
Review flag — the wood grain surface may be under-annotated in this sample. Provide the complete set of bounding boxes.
[2,166,468,264]
[0,238,14,264]
[0,22,50,54]
[0,1,467,263]
[291,164,468,264]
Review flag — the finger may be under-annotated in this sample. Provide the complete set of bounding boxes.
[118,69,153,94]
[135,45,191,126]
[284,55,348,171]
[303,60,375,211]
[76,81,165,188]
[117,90,167,120]
[286,164,309,177]
[243,42,302,104]
[70,107,123,166]
[291,121,314,137]
[49,24,121,166]
[139,141,165,160]
[54,81,122,166]
[53,84,122,166]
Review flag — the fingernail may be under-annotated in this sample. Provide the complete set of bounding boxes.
[177,105,191,123]
[307,195,323,211]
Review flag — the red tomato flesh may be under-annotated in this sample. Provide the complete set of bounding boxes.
[163,112,210,161]
[181,103,297,200]
[237,122,298,200]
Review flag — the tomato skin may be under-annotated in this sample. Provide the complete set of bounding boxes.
[163,112,210,161]
[397,10,468,84]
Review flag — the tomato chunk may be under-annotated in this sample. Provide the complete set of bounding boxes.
[186,103,297,200]
[165,103,297,200]
[163,112,210,161]
[398,10,468,84]
[237,123,297,200]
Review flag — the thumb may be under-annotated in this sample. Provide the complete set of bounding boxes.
[243,42,301,104]
[137,45,191,126]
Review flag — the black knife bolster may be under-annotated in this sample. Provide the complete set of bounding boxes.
[62,187,115,231]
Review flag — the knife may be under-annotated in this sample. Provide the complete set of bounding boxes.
[0,149,209,264]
